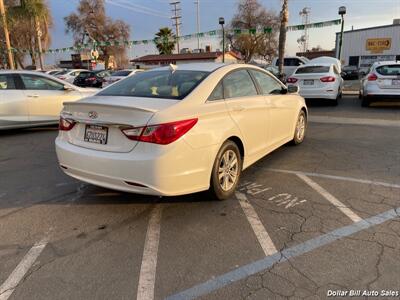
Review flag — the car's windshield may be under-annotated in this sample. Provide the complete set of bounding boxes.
[112,70,132,77]
[376,65,400,76]
[295,66,330,74]
[98,70,210,100]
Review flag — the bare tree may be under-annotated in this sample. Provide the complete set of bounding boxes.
[64,0,130,69]
[278,0,289,74]
[229,0,279,63]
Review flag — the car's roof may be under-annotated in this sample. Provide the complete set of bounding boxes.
[0,70,56,75]
[147,63,226,73]
[298,63,333,67]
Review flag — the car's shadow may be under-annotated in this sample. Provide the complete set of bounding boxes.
[0,125,58,137]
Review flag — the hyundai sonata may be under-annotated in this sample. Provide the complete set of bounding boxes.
[56,63,307,200]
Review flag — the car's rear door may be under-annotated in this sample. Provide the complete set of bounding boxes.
[223,69,269,158]
[20,74,82,123]
[0,73,29,128]
[250,69,296,146]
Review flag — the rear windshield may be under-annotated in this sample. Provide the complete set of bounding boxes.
[112,70,132,76]
[376,65,400,76]
[98,70,210,100]
[77,72,93,78]
[56,70,69,75]
[295,66,330,74]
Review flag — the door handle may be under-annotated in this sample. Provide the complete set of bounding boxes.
[232,105,245,112]
[27,94,39,98]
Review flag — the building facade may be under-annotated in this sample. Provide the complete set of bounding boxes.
[335,21,400,69]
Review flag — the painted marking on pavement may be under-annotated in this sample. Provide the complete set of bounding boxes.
[0,236,49,300]
[166,207,399,300]
[137,205,162,300]
[236,192,277,256]
[267,168,400,189]
[297,174,362,222]
[309,116,400,128]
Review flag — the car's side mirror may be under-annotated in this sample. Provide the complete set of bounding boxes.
[287,85,299,94]
[64,85,74,91]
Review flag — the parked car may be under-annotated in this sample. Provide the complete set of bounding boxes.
[341,65,359,80]
[359,61,400,107]
[102,69,143,87]
[73,70,111,88]
[56,69,87,83]
[264,65,286,83]
[271,56,309,77]
[287,63,344,105]
[56,63,307,200]
[0,71,97,130]
[45,69,65,76]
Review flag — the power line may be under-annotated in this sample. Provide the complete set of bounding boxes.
[106,0,169,18]
[113,0,170,17]
[170,0,181,53]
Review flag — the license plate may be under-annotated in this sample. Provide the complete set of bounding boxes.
[84,125,108,144]
[303,80,314,85]
[392,79,400,86]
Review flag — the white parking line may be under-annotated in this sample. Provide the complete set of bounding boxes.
[267,168,400,189]
[136,205,162,300]
[309,116,400,128]
[236,192,277,256]
[0,237,49,300]
[297,174,362,223]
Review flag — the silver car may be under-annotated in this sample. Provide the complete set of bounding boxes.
[0,71,97,130]
[359,61,400,107]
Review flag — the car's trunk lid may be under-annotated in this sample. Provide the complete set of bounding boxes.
[62,96,179,152]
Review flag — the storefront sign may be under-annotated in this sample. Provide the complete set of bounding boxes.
[366,38,391,53]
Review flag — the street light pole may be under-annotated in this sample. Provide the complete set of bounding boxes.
[0,0,14,69]
[219,17,225,63]
[338,6,346,62]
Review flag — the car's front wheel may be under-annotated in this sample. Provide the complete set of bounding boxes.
[291,110,307,145]
[209,141,242,200]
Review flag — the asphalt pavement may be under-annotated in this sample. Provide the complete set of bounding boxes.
[0,95,399,300]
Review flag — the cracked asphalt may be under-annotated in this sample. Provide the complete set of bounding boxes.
[0,95,399,300]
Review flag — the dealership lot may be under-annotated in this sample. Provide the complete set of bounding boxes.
[0,95,399,300]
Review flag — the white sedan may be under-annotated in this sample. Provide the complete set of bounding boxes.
[102,69,143,87]
[56,69,88,84]
[287,63,344,105]
[56,63,307,200]
[0,71,97,129]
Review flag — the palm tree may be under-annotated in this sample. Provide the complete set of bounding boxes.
[155,27,176,55]
[278,0,288,76]
[7,0,52,68]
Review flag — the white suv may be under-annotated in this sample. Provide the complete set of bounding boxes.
[359,61,400,107]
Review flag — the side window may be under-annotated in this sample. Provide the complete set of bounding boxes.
[250,70,283,95]
[0,74,16,90]
[21,74,64,90]
[223,70,258,99]
[208,82,224,101]
[284,58,302,67]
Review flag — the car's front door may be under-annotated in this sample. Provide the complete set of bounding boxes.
[250,69,297,147]
[223,69,269,159]
[19,74,82,123]
[0,74,29,128]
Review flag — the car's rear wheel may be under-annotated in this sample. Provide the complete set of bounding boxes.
[209,141,242,200]
[361,95,371,107]
[291,110,307,145]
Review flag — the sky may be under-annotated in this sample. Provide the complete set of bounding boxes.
[45,0,400,64]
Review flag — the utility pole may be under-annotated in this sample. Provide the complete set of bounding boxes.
[170,1,182,54]
[195,0,200,50]
[0,0,14,69]
[298,7,310,52]
[35,16,44,70]
[338,6,346,62]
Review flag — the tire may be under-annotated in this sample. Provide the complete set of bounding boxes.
[361,96,371,107]
[209,140,242,200]
[291,110,307,145]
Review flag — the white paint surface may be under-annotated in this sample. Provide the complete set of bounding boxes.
[236,192,277,256]
[136,205,162,300]
[297,174,362,223]
[0,237,49,300]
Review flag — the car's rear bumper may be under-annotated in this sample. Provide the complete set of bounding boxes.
[298,87,338,100]
[55,136,215,196]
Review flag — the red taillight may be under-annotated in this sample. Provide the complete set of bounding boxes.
[121,118,198,145]
[287,77,298,83]
[59,117,76,131]
[367,73,378,81]
[320,76,336,82]
[86,77,96,81]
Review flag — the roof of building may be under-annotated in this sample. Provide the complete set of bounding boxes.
[336,23,400,35]
[131,51,241,63]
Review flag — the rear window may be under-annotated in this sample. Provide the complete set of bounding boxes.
[376,65,400,76]
[98,70,209,100]
[295,66,330,74]
[112,70,132,77]
[77,72,93,78]
[56,70,69,75]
